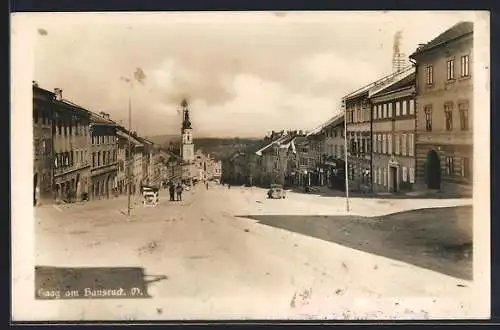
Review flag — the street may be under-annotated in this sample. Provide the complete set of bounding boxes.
[32,183,476,320]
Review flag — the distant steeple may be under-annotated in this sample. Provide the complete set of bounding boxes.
[181,98,192,131]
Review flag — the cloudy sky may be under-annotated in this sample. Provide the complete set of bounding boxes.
[30,11,475,138]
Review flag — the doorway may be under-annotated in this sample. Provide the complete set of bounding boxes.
[390,166,398,192]
[426,150,441,190]
[33,173,38,206]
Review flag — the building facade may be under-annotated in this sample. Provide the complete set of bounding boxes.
[116,127,143,195]
[344,91,372,193]
[320,114,345,189]
[33,84,54,205]
[410,21,473,195]
[52,89,92,202]
[89,113,118,200]
[371,70,417,193]
[344,67,415,193]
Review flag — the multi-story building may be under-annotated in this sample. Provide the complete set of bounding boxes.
[89,112,118,200]
[344,67,414,193]
[33,84,54,205]
[371,69,417,193]
[410,21,473,195]
[344,89,372,193]
[213,159,222,182]
[293,134,312,187]
[51,88,92,202]
[305,129,326,186]
[116,126,143,195]
[320,113,345,189]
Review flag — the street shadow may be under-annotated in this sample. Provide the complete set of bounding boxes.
[238,205,473,280]
[35,266,168,299]
[287,186,472,200]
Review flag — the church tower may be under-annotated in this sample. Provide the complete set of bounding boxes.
[180,99,194,163]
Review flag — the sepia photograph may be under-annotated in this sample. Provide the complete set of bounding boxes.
[11,10,490,321]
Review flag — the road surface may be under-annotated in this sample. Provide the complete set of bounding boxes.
[16,183,481,320]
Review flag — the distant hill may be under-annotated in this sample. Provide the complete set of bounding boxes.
[146,135,263,160]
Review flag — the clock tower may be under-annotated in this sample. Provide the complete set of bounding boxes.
[180,99,194,163]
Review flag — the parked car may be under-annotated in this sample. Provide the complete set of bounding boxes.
[267,184,286,199]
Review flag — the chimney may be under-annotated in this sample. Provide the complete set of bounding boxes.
[32,81,39,87]
[54,88,63,101]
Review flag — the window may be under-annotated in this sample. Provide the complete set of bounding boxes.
[92,152,96,167]
[378,134,382,153]
[383,168,387,186]
[388,103,393,117]
[461,157,471,178]
[34,139,40,157]
[387,133,392,154]
[426,65,433,85]
[374,167,378,185]
[373,135,377,153]
[395,134,400,155]
[373,106,377,119]
[378,167,382,185]
[383,104,387,118]
[378,105,382,119]
[409,100,415,115]
[382,134,387,154]
[459,102,469,131]
[424,106,433,132]
[402,100,407,115]
[396,102,401,116]
[408,133,414,156]
[447,59,455,80]
[446,156,454,175]
[444,103,453,131]
[401,134,407,156]
[409,167,415,183]
[402,166,408,182]
[460,55,469,77]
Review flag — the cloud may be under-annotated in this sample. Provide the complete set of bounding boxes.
[31,11,476,137]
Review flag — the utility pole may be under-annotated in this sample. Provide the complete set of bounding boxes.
[343,100,350,212]
[127,80,133,216]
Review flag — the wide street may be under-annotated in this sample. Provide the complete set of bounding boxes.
[31,183,476,320]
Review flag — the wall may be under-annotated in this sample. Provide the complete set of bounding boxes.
[414,35,473,189]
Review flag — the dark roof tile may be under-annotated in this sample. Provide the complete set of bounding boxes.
[410,21,473,58]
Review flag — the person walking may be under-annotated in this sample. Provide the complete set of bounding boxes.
[175,183,183,201]
[206,181,209,190]
[169,183,175,201]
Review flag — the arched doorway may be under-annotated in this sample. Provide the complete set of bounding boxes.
[75,174,81,201]
[105,175,110,199]
[425,150,441,190]
[33,173,38,206]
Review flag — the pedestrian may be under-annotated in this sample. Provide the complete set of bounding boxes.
[169,183,175,201]
[176,183,183,201]
[206,181,209,190]
[228,184,231,189]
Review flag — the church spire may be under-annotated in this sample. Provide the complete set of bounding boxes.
[181,98,192,131]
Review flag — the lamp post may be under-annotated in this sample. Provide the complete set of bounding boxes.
[120,76,134,216]
[343,99,350,212]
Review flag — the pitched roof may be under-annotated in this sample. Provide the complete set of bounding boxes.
[307,112,344,137]
[344,65,413,101]
[371,72,416,98]
[410,21,473,58]
[255,134,290,156]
